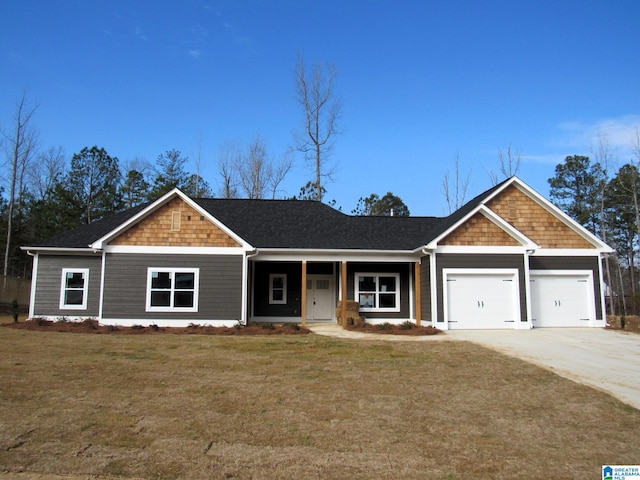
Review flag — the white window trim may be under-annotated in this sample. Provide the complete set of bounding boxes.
[355,272,401,313]
[146,268,199,312]
[269,273,287,304]
[59,268,89,310]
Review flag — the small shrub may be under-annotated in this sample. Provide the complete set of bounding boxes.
[150,324,160,331]
[286,323,301,331]
[81,318,99,330]
[401,320,416,330]
[261,323,275,330]
[131,324,144,330]
[376,322,393,330]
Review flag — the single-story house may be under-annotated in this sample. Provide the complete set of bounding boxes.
[22,176,613,330]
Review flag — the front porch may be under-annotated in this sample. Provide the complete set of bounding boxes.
[248,259,425,327]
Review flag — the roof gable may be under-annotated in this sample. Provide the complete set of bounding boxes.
[486,183,596,249]
[428,177,611,252]
[109,196,241,248]
[440,211,522,247]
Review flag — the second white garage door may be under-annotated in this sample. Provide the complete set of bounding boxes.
[444,269,520,329]
[530,271,595,327]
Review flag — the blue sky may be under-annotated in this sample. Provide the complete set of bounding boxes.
[2,0,639,216]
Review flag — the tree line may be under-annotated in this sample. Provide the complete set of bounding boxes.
[548,131,640,315]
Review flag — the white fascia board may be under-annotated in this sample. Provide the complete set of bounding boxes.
[529,248,610,257]
[509,178,614,253]
[103,245,247,255]
[89,188,252,250]
[20,246,98,255]
[253,248,419,263]
[435,245,531,255]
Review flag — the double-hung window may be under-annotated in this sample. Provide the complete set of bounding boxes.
[355,273,400,312]
[269,274,287,304]
[146,268,199,312]
[60,268,89,310]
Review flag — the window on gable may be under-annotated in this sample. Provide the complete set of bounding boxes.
[355,273,400,312]
[269,274,287,304]
[60,268,89,310]
[146,268,199,312]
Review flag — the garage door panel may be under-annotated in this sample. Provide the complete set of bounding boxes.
[445,271,519,329]
[530,273,593,327]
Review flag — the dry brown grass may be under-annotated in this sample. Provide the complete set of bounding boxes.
[1,315,639,480]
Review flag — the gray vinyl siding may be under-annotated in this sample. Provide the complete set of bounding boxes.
[435,254,526,323]
[420,256,431,322]
[529,255,603,319]
[32,254,102,318]
[347,263,411,319]
[102,253,243,321]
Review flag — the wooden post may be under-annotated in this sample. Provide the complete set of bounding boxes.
[341,261,348,327]
[301,261,307,327]
[415,261,422,327]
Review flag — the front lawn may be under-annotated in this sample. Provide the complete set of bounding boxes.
[0,318,638,479]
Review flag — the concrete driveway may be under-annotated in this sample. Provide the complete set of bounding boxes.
[445,328,640,410]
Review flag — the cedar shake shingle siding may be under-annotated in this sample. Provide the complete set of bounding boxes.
[110,197,240,248]
[487,185,595,249]
[440,212,520,246]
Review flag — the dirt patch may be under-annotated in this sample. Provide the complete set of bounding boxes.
[2,318,310,335]
[344,322,441,336]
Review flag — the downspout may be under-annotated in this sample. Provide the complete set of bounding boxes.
[97,249,105,323]
[242,249,259,325]
[599,251,611,324]
[523,248,534,329]
[25,250,37,320]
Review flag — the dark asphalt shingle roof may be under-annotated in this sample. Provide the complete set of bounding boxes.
[27,180,509,251]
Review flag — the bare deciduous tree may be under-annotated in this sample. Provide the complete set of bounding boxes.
[237,136,293,200]
[442,152,471,214]
[293,54,342,202]
[192,132,206,197]
[2,92,39,276]
[216,140,240,199]
[488,144,521,185]
[26,146,65,200]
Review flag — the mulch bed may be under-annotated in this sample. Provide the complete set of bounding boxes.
[3,318,311,335]
[3,319,442,336]
[344,323,442,336]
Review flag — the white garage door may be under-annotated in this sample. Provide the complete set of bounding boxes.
[444,270,520,329]
[530,272,594,327]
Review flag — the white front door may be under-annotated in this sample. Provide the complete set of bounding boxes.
[530,272,594,327]
[306,275,334,322]
[444,269,520,329]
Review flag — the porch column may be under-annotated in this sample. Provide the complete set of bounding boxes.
[301,261,307,328]
[415,261,422,327]
[341,261,348,327]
